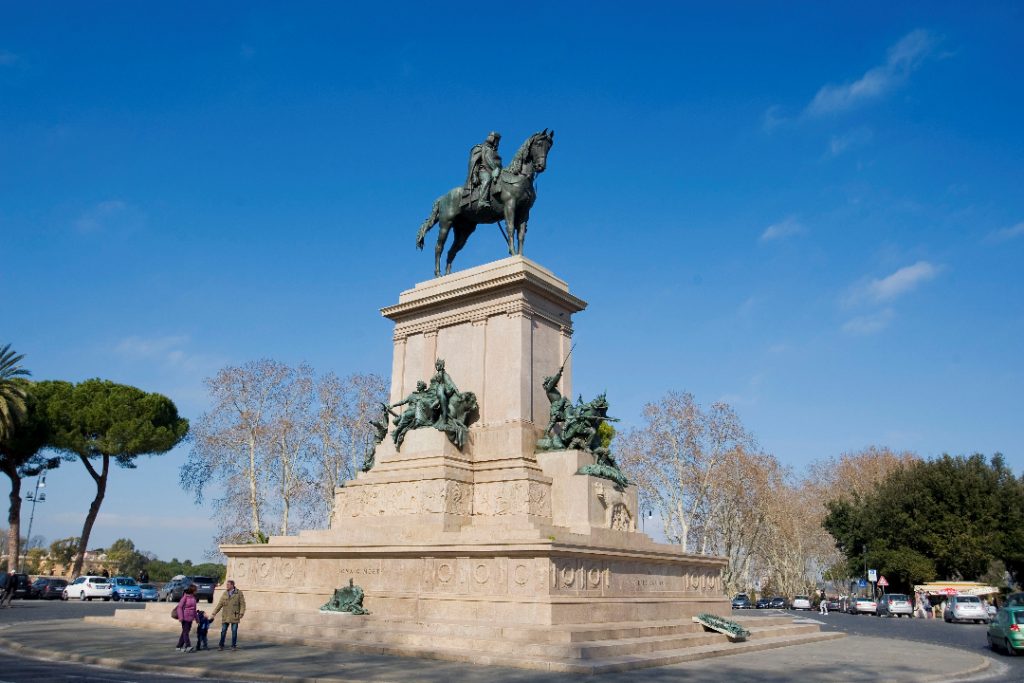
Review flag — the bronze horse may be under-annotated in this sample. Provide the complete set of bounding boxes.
[416,130,554,277]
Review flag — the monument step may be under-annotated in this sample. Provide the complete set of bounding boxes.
[87,610,828,663]
[86,612,842,673]
[104,605,796,645]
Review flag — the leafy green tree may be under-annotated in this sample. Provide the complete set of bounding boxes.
[0,382,62,571]
[0,344,30,442]
[824,453,1021,592]
[49,536,80,569]
[105,537,150,577]
[24,547,46,573]
[145,557,226,583]
[44,379,188,576]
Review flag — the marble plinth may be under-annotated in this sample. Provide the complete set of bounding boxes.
[201,257,823,669]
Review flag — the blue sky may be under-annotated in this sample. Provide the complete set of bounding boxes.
[3,2,1022,562]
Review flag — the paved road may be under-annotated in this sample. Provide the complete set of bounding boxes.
[0,598,148,624]
[740,608,1021,680]
[0,601,1015,682]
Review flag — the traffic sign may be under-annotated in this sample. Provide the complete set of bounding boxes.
[858,578,867,587]
[868,569,877,582]
[877,576,889,587]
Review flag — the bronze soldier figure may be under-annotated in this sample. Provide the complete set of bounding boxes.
[463,131,502,209]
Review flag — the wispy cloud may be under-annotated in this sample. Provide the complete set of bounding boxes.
[762,105,788,132]
[760,216,805,242]
[986,222,1024,243]
[828,127,874,157]
[866,261,941,301]
[114,334,213,374]
[840,261,942,335]
[842,308,895,335]
[73,199,129,233]
[0,51,17,66]
[805,29,938,117]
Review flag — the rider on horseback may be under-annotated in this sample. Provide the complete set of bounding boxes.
[463,131,502,209]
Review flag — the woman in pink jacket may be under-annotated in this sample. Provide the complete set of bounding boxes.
[176,584,198,652]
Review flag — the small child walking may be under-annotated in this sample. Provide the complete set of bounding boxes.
[196,610,213,651]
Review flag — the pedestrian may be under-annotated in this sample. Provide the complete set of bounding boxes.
[176,584,198,653]
[0,571,15,608]
[819,591,829,615]
[195,610,213,650]
[139,568,149,584]
[211,579,246,651]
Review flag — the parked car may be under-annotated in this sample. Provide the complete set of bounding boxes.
[944,595,989,624]
[5,573,32,600]
[161,576,217,604]
[62,576,112,601]
[755,597,772,609]
[29,577,68,600]
[109,576,142,601]
[877,593,913,618]
[159,578,183,602]
[792,595,812,610]
[1005,593,1024,608]
[139,583,159,602]
[769,596,788,609]
[988,606,1024,655]
[826,598,842,612]
[731,593,752,609]
[848,596,877,614]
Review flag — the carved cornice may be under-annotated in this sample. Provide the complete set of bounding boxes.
[393,298,574,340]
[382,268,587,323]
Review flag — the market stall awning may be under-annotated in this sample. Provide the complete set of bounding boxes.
[913,581,999,597]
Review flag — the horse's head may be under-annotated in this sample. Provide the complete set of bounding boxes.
[529,129,554,173]
[509,129,555,176]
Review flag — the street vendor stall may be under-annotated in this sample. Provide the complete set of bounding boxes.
[914,581,999,597]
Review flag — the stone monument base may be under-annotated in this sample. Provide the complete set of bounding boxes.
[89,257,840,670]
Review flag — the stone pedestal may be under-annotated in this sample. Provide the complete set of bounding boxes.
[218,256,732,668]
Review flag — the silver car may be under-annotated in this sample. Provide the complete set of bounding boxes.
[877,593,913,617]
[944,595,989,624]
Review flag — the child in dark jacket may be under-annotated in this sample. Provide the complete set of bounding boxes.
[196,610,213,651]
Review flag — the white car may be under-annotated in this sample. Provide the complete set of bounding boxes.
[62,576,112,601]
[792,595,812,610]
[849,597,878,614]
[944,595,989,624]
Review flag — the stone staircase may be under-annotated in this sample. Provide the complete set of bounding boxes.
[87,604,842,673]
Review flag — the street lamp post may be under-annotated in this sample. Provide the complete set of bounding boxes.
[641,508,653,532]
[863,544,870,598]
[22,475,47,572]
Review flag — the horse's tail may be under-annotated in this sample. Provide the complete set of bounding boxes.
[416,198,441,250]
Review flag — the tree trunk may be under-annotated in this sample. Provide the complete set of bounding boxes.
[3,465,21,572]
[280,455,289,536]
[72,454,109,577]
[247,434,262,539]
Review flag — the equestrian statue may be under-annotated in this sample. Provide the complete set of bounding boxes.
[416,129,555,277]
